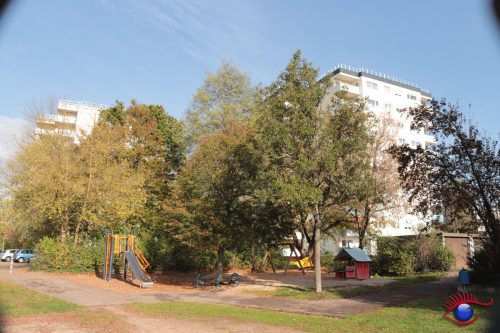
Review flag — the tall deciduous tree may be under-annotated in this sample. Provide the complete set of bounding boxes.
[100,100,185,230]
[350,114,402,249]
[175,122,261,276]
[2,122,147,245]
[184,61,256,147]
[4,132,80,242]
[2,99,184,246]
[389,100,500,280]
[176,62,292,274]
[72,121,147,244]
[256,51,372,292]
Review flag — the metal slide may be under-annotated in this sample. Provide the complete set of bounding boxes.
[125,251,153,288]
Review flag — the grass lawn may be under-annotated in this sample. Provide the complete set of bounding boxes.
[242,272,446,300]
[126,293,494,333]
[0,280,130,331]
[0,280,79,316]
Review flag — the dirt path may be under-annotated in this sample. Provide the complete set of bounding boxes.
[0,263,457,318]
[102,304,306,333]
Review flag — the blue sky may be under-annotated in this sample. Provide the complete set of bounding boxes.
[0,0,499,160]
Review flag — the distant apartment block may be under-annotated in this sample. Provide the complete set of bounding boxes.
[321,65,434,149]
[35,100,109,143]
[319,65,435,253]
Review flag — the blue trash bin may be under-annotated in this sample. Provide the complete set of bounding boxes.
[459,268,470,285]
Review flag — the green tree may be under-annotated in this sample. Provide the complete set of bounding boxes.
[184,61,256,147]
[389,100,500,282]
[349,114,402,249]
[2,99,186,247]
[256,51,372,292]
[100,100,185,240]
[72,121,147,244]
[175,122,261,275]
[174,62,292,274]
[3,132,80,242]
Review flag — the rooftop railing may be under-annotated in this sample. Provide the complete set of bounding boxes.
[58,99,110,111]
[320,64,430,95]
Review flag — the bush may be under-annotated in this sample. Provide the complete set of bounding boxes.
[374,237,416,276]
[31,237,104,273]
[468,241,500,285]
[373,234,454,276]
[415,233,454,272]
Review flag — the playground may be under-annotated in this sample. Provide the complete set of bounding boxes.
[0,230,495,333]
[1,261,494,333]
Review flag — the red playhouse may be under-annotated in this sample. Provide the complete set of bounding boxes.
[334,247,371,280]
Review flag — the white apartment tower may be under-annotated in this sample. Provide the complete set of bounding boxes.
[36,100,109,143]
[320,65,435,253]
[322,65,434,149]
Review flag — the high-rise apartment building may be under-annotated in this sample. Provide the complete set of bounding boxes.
[321,65,434,149]
[35,100,109,143]
[319,65,435,253]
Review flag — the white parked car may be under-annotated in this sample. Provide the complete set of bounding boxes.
[1,249,19,262]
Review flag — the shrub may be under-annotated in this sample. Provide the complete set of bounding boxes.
[468,241,500,284]
[32,237,72,271]
[373,234,454,276]
[374,237,416,276]
[415,233,454,272]
[32,237,104,273]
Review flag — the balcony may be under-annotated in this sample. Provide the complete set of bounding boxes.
[330,82,360,97]
[37,114,76,129]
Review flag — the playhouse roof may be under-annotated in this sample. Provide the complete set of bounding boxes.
[335,247,372,262]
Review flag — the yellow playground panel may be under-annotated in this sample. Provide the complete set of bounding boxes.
[291,257,314,269]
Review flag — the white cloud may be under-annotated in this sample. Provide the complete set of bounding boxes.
[103,0,266,65]
[0,116,30,166]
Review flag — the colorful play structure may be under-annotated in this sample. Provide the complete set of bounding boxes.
[334,247,371,280]
[280,241,313,275]
[102,229,153,288]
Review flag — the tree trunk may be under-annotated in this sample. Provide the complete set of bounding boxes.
[60,223,67,242]
[359,208,370,249]
[313,208,322,293]
[73,221,82,247]
[306,226,316,258]
[216,247,225,277]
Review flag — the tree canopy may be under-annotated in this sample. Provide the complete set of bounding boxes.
[390,100,500,281]
[255,50,373,292]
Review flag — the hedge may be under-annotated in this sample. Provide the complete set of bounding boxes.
[373,233,454,276]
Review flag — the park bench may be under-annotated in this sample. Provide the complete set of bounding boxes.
[196,272,240,288]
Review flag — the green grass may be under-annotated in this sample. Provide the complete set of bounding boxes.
[0,280,131,331]
[0,280,79,316]
[127,293,494,333]
[242,272,446,300]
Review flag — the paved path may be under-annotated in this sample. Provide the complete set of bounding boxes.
[0,263,456,317]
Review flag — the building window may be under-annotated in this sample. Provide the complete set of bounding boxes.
[367,99,379,107]
[384,86,391,93]
[395,90,402,97]
[407,94,417,100]
[366,81,378,89]
[384,103,392,111]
